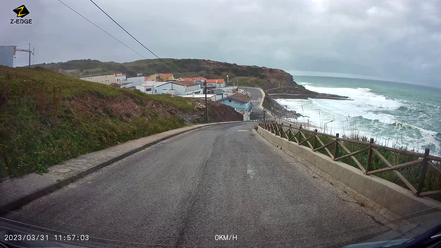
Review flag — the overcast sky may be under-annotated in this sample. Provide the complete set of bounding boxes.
[1,0,441,87]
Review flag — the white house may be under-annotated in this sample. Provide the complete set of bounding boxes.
[154,82,175,95]
[173,81,203,95]
[135,81,202,96]
[126,76,146,85]
[136,83,155,94]
[115,73,127,83]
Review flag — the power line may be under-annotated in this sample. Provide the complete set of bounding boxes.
[58,0,148,60]
[89,0,184,74]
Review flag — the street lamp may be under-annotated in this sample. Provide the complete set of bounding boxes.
[324,120,334,134]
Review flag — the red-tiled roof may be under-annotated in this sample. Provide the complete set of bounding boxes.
[180,77,206,81]
[115,73,125,77]
[174,81,198,87]
[206,79,225,83]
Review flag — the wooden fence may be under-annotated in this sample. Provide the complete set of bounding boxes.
[259,121,441,198]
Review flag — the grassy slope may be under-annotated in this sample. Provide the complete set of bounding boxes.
[0,66,237,177]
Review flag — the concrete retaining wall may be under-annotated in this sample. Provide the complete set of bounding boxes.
[257,126,441,220]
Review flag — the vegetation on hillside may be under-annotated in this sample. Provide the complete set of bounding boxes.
[0,66,241,178]
[34,59,297,90]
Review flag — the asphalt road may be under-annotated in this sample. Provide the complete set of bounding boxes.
[240,87,266,119]
[2,123,389,247]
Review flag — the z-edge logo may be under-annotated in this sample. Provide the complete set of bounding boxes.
[11,5,32,24]
[13,5,30,18]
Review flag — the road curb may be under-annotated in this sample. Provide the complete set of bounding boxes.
[0,121,243,216]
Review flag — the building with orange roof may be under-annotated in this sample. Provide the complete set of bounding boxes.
[179,77,208,82]
[205,79,226,88]
[146,73,174,82]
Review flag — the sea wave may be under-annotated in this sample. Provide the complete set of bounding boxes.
[305,86,402,124]
[276,85,440,155]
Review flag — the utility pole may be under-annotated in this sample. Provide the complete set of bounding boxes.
[204,81,208,123]
[28,43,31,67]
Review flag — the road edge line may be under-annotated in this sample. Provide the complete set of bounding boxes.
[0,121,242,215]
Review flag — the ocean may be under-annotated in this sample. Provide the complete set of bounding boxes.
[275,76,441,157]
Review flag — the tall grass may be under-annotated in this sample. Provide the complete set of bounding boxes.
[0,66,193,178]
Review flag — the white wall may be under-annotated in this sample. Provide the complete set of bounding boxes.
[171,84,202,96]
[126,77,145,84]
[136,85,154,94]
[81,74,115,85]
[154,83,174,95]
[115,75,126,82]
[134,82,202,96]
[0,46,15,67]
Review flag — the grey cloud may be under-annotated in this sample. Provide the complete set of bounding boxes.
[1,0,440,87]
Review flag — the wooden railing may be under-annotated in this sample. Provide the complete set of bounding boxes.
[259,121,441,198]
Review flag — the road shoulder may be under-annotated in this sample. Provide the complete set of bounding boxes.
[0,122,240,215]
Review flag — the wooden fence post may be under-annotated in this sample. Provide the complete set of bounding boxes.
[313,129,318,151]
[366,138,374,174]
[279,123,284,138]
[298,125,302,144]
[333,133,339,160]
[416,148,430,196]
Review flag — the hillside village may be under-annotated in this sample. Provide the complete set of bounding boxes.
[80,72,253,121]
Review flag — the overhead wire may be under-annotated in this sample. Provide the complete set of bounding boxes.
[88,0,185,74]
[57,0,148,60]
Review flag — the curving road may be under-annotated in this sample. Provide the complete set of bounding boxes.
[2,122,389,247]
[240,87,267,120]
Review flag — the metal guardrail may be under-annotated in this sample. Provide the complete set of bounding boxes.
[259,121,441,198]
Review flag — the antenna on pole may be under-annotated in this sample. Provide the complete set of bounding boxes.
[14,43,35,67]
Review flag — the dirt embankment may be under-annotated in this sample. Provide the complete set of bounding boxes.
[68,93,242,124]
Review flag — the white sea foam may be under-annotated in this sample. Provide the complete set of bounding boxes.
[276,85,440,155]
